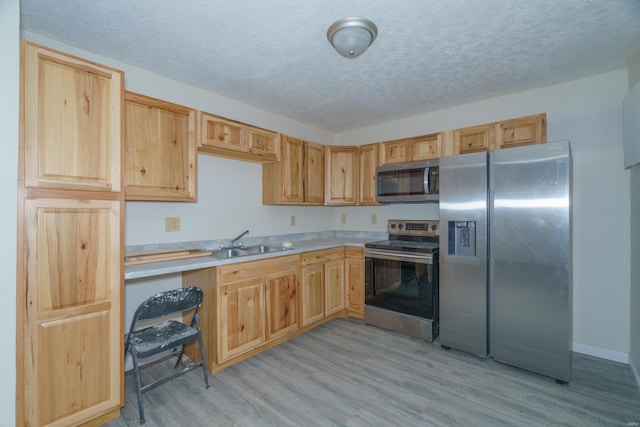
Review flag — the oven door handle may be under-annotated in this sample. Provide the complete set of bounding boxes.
[365,250,433,264]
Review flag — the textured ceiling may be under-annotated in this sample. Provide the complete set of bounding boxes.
[20,0,640,133]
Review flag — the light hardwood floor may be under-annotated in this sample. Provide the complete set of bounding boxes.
[106,318,640,426]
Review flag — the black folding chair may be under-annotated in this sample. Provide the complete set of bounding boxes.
[124,286,210,424]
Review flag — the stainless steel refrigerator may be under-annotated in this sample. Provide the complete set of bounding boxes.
[439,141,572,382]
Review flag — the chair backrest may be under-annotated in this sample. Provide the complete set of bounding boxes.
[132,286,203,324]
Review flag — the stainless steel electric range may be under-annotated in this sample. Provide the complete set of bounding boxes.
[364,219,439,342]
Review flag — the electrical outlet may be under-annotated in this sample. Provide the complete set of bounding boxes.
[371,214,377,224]
[165,217,180,232]
[290,215,296,226]
[341,213,347,224]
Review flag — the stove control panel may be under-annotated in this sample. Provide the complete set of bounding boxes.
[388,219,439,236]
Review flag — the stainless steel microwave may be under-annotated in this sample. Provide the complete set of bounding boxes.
[376,160,439,203]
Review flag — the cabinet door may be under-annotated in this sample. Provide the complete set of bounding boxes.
[411,133,441,161]
[23,198,122,426]
[358,143,379,205]
[454,124,496,154]
[301,265,325,326]
[325,146,358,205]
[496,113,546,150]
[305,141,325,204]
[22,41,123,192]
[281,135,305,203]
[380,139,410,164]
[345,248,365,315]
[124,92,197,201]
[265,270,299,341]
[218,277,264,363]
[247,125,279,161]
[200,113,245,152]
[325,260,345,315]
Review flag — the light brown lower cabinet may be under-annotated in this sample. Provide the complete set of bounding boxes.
[325,260,345,315]
[182,247,364,372]
[183,254,301,368]
[218,277,265,362]
[21,197,123,426]
[302,247,345,324]
[345,247,365,316]
[301,264,325,326]
[265,269,300,341]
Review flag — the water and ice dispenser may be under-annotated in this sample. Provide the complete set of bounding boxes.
[448,221,476,257]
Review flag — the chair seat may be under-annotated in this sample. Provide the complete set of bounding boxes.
[128,320,199,359]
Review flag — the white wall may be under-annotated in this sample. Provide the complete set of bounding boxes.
[627,47,640,385]
[2,0,19,424]
[338,70,632,362]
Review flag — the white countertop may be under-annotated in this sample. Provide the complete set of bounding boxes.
[124,236,379,280]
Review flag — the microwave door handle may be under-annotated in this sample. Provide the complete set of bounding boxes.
[424,167,429,195]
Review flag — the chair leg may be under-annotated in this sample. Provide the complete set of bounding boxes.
[197,332,210,388]
[131,351,146,424]
[174,344,185,368]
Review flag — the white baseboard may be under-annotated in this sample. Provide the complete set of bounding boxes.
[572,342,629,364]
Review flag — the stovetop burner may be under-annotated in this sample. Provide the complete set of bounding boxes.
[365,239,439,254]
[365,219,440,253]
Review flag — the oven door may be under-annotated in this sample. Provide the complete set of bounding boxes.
[365,249,438,321]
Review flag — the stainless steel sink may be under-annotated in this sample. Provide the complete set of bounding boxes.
[210,244,293,259]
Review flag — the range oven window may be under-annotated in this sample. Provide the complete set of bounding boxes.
[365,255,439,320]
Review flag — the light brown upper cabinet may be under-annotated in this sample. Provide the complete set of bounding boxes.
[124,92,197,201]
[325,145,358,205]
[18,41,124,427]
[496,113,547,150]
[199,112,279,163]
[380,138,411,164]
[262,135,325,205]
[380,133,442,165]
[453,123,496,155]
[21,41,123,192]
[411,133,442,160]
[454,113,547,155]
[358,143,380,205]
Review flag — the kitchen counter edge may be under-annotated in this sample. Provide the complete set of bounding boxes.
[125,237,379,281]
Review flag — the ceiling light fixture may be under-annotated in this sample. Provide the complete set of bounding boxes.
[327,17,378,59]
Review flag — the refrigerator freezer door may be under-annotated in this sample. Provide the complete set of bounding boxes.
[439,152,488,356]
[490,141,572,382]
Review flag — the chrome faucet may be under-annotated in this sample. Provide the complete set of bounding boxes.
[230,230,249,247]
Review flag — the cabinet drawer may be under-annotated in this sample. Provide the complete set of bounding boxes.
[302,247,345,266]
[219,254,300,283]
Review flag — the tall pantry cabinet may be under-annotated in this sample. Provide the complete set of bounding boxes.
[17,41,124,426]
